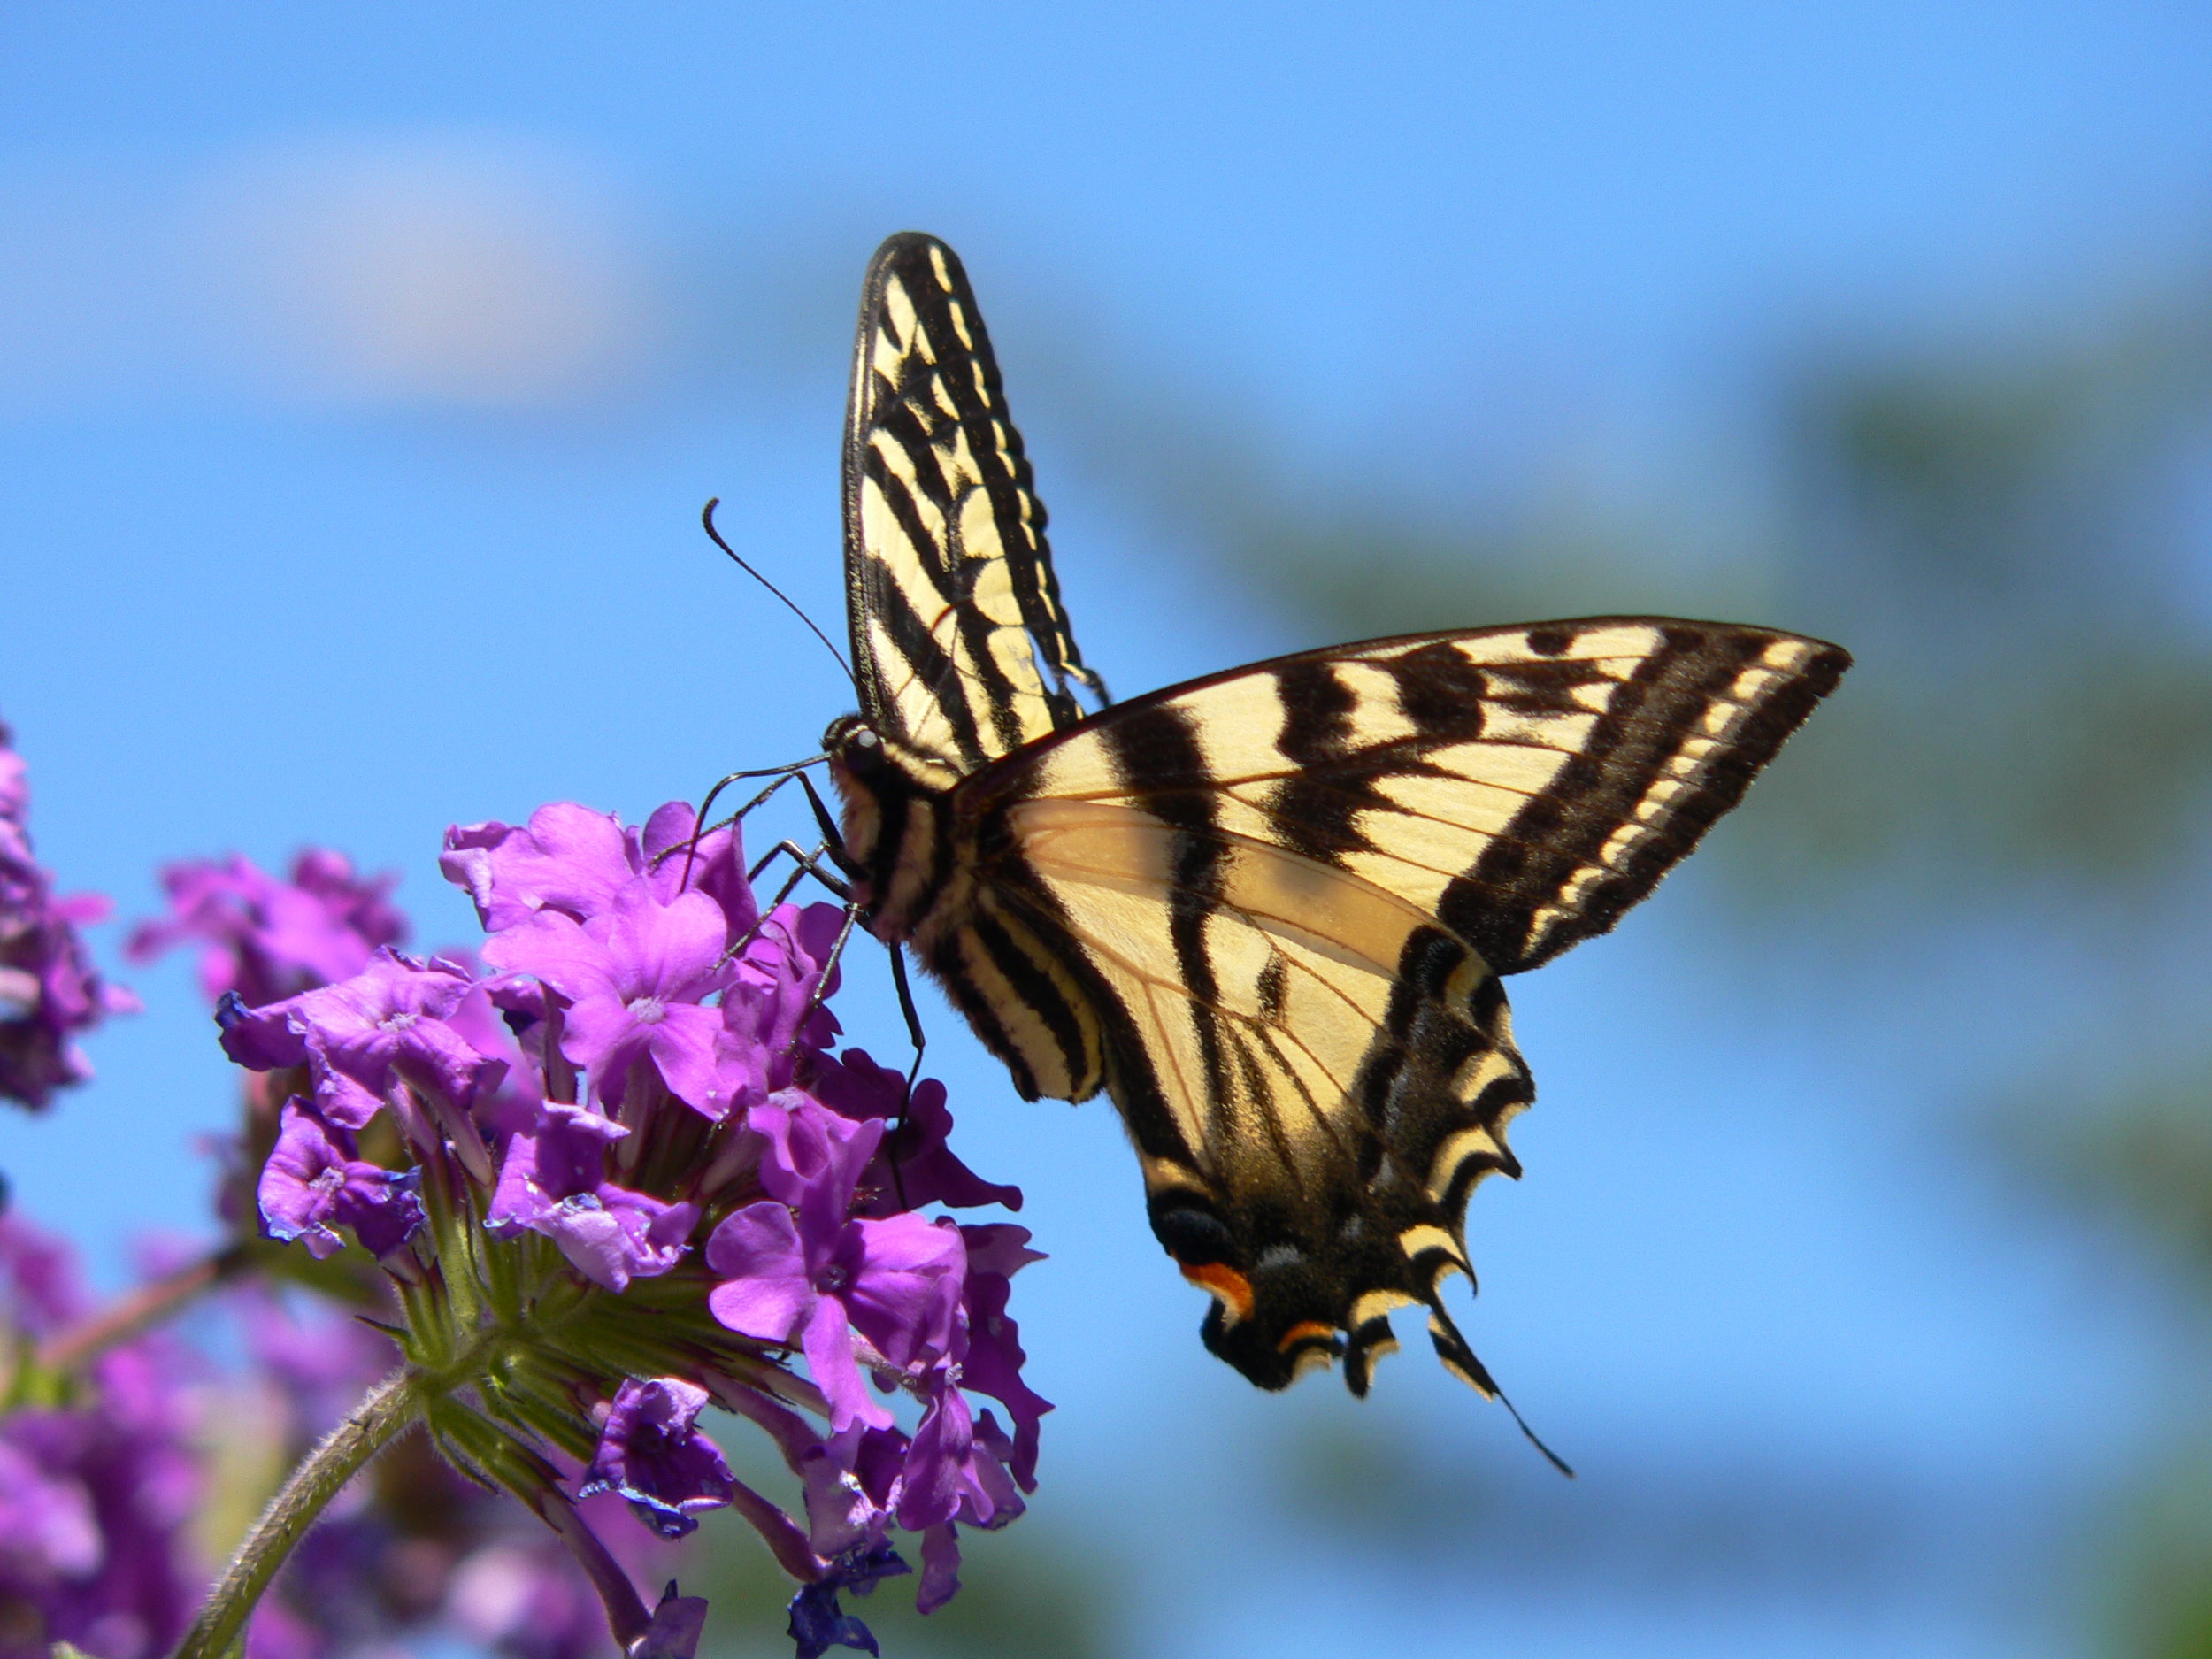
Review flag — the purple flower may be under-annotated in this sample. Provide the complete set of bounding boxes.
[895,1385,1024,1537]
[127,849,405,1008]
[795,1425,909,1560]
[0,1214,200,1659]
[705,1112,966,1431]
[718,903,845,1085]
[813,1053,1022,1215]
[219,949,500,1130]
[579,1379,735,1540]
[0,720,134,1110]
[442,804,643,933]
[638,802,756,945]
[786,1543,910,1659]
[257,1097,426,1261]
[442,801,751,943]
[481,885,731,1116]
[441,977,549,1146]
[953,1224,1051,1490]
[900,1399,1027,1616]
[488,1103,698,1292]
[749,1094,880,1219]
[447,1539,618,1659]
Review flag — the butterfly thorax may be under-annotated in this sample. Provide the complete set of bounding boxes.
[821,714,969,941]
[823,710,1112,1108]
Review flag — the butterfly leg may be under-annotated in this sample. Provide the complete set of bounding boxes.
[786,900,863,1043]
[663,762,826,892]
[745,839,853,898]
[718,841,851,976]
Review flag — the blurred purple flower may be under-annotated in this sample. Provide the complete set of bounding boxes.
[0,1214,200,1659]
[241,1596,322,1659]
[0,742,25,823]
[446,1538,613,1659]
[227,1283,396,1440]
[127,849,404,1008]
[0,720,134,1110]
[634,1580,710,1659]
[0,1210,83,1338]
[257,1097,425,1261]
[580,1379,734,1540]
[488,1103,697,1292]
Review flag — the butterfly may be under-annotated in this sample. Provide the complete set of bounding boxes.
[813,231,1849,1425]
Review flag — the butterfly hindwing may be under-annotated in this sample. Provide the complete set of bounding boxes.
[843,233,1104,769]
[972,794,1532,1394]
[936,620,1846,1385]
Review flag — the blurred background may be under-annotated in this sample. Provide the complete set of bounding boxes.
[5,4,2212,1655]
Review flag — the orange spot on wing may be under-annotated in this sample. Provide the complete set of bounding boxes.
[1179,1262,1255,1325]
[1278,1320,1338,1353]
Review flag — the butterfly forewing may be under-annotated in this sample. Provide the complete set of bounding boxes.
[843,233,1104,769]
[979,619,1849,975]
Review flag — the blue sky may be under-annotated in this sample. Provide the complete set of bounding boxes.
[4,4,2210,1655]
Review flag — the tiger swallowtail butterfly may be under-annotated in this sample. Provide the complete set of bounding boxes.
[810,231,1848,1434]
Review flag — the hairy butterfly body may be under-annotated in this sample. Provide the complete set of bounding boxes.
[820,232,1849,1413]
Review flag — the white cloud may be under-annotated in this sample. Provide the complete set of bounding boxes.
[0,132,665,416]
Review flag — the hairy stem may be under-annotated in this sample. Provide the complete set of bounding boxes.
[173,1368,420,1659]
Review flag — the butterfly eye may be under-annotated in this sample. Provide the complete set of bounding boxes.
[836,723,887,775]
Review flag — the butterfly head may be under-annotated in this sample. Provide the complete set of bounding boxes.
[822,714,966,793]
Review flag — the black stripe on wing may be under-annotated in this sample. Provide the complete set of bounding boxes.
[1426,624,1850,972]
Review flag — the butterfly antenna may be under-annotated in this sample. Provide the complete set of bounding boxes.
[701,499,855,690]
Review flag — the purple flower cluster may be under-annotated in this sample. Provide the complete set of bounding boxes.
[0,1215,200,1659]
[211,799,1049,1656]
[0,719,134,1110]
[127,849,406,1010]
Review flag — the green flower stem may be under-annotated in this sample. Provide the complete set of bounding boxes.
[173,1368,421,1659]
